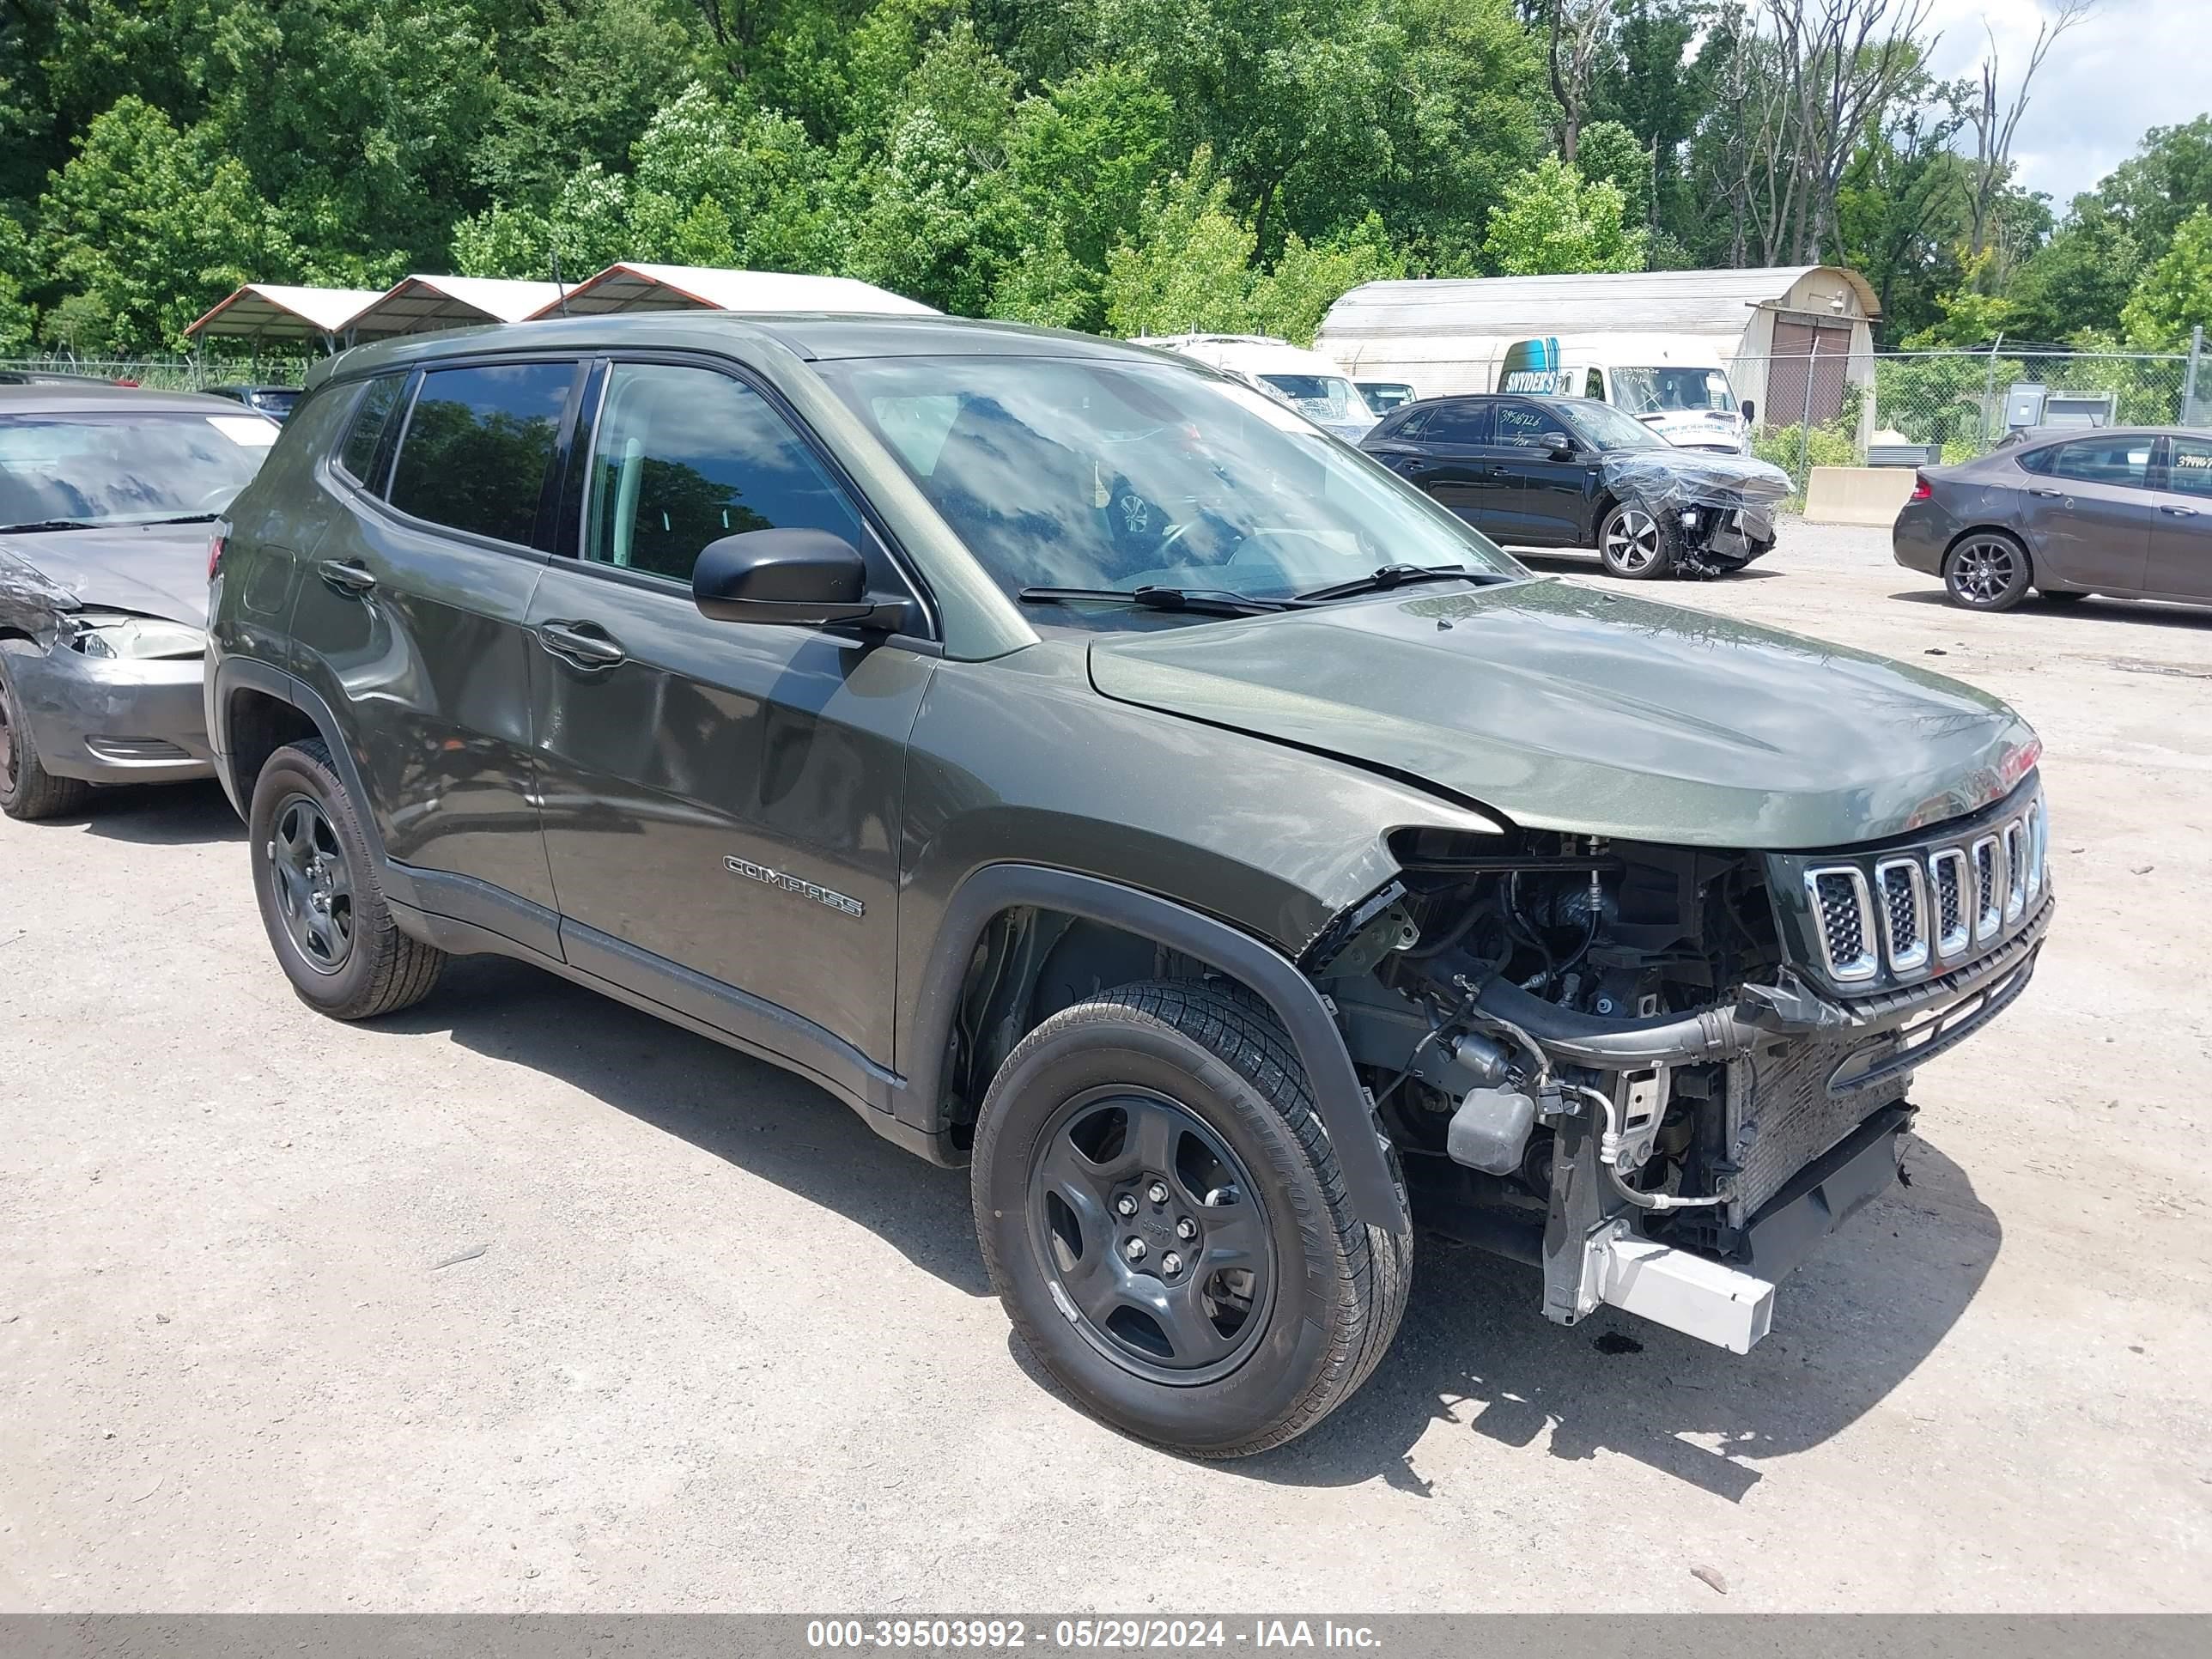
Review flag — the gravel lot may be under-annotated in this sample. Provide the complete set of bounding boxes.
[3,520,2208,1613]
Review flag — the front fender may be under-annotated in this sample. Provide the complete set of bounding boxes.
[903,863,1411,1234]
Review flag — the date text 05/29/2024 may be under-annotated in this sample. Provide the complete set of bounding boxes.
[805,1621,1383,1651]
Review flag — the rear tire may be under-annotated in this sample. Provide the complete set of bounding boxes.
[247,737,444,1019]
[972,979,1410,1458]
[0,646,94,822]
[1597,500,1680,579]
[1944,532,2033,611]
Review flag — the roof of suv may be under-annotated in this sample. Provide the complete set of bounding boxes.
[0,382,270,416]
[315,311,1164,383]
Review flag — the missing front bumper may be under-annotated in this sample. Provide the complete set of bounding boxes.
[1559,1103,1912,1351]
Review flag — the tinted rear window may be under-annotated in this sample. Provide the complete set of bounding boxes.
[1419,402,1492,444]
[337,375,404,483]
[388,362,575,545]
[2044,435,2151,489]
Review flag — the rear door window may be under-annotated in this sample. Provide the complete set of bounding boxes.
[387,362,578,546]
[2045,436,2152,489]
[1417,401,1492,444]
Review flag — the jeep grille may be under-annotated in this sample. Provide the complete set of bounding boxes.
[1778,785,2048,995]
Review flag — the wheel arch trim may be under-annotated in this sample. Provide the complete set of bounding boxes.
[907,863,1410,1235]
[210,656,384,866]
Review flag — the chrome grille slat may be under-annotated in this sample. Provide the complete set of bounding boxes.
[1784,782,2047,994]
[2003,817,2029,921]
[1972,834,2004,942]
[1929,848,1972,957]
[1805,866,1878,981]
[1875,858,1929,972]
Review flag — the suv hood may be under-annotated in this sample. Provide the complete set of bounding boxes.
[0,525,214,627]
[1087,579,2039,849]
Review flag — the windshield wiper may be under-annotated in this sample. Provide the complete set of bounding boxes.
[0,519,99,533]
[129,514,222,527]
[1018,584,1289,617]
[1293,563,1508,604]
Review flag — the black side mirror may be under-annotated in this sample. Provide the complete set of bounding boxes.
[1741,399,1756,427]
[1547,435,1578,461]
[691,528,901,629]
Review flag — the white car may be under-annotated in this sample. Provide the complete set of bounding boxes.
[1131,335,1379,442]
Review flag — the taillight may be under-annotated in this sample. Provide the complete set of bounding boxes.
[1910,474,1933,501]
[206,532,227,580]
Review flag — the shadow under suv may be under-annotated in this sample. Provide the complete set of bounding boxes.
[207,313,2052,1456]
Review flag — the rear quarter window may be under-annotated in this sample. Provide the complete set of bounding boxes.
[335,374,404,485]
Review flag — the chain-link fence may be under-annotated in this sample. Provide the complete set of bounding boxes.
[0,355,314,392]
[1735,343,2205,495]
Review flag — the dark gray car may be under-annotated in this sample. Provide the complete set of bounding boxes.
[1893,426,2212,611]
[207,313,2051,1456]
[0,384,276,818]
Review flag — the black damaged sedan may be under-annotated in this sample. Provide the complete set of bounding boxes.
[0,384,275,819]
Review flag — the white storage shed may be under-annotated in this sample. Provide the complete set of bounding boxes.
[1315,266,1881,430]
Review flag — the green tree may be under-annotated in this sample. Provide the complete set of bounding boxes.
[1247,216,1404,345]
[1364,0,1547,274]
[2121,208,2212,350]
[0,214,35,354]
[629,87,839,271]
[2097,116,2212,259]
[2007,202,2142,344]
[37,97,292,352]
[475,0,706,201]
[1595,0,1707,245]
[1575,119,1653,231]
[1102,150,1259,336]
[1482,154,1646,275]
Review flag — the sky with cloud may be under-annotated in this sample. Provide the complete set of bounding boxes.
[1920,0,2207,209]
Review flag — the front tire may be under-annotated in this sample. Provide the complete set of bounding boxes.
[1944,532,2033,611]
[972,980,1410,1458]
[0,646,94,821]
[247,737,445,1019]
[1597,501,1679,579]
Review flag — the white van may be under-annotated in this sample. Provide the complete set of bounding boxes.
[1131,335,1379,442]
[1493,337,1749,453]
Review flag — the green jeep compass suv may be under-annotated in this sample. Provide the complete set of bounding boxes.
[206,313,2052,1456]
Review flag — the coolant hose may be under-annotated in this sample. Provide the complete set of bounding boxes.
[1472,975,1759,1066]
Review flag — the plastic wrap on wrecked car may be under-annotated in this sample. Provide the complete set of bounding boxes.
[1601,452,1792,538]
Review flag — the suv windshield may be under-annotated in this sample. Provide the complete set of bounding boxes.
[1255,374,1370,424]
[0,411,276,529]
[1564,400,1674,453]
[817,356,1522,605]
[1611,366,1736,415]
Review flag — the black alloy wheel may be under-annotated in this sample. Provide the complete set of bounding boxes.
[1945,533,2033,611]
[246,737,444,1018]
[1026,1085,1275,1384]
[265,791,356,974]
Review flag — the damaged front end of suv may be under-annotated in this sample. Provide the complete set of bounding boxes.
[1310,781,2051,1352]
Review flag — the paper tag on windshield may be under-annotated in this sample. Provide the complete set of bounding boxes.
[208,416,279,447]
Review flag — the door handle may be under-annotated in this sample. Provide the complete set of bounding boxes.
[317,558,376,595]
[2027,489,2063,499]
[2160,504,2199,517]
[537,620,627,669]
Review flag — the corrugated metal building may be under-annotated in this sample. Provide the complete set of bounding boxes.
[1316,266,1880,429]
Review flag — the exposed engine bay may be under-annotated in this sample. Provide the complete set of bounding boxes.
[1307,821,2038,1352]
